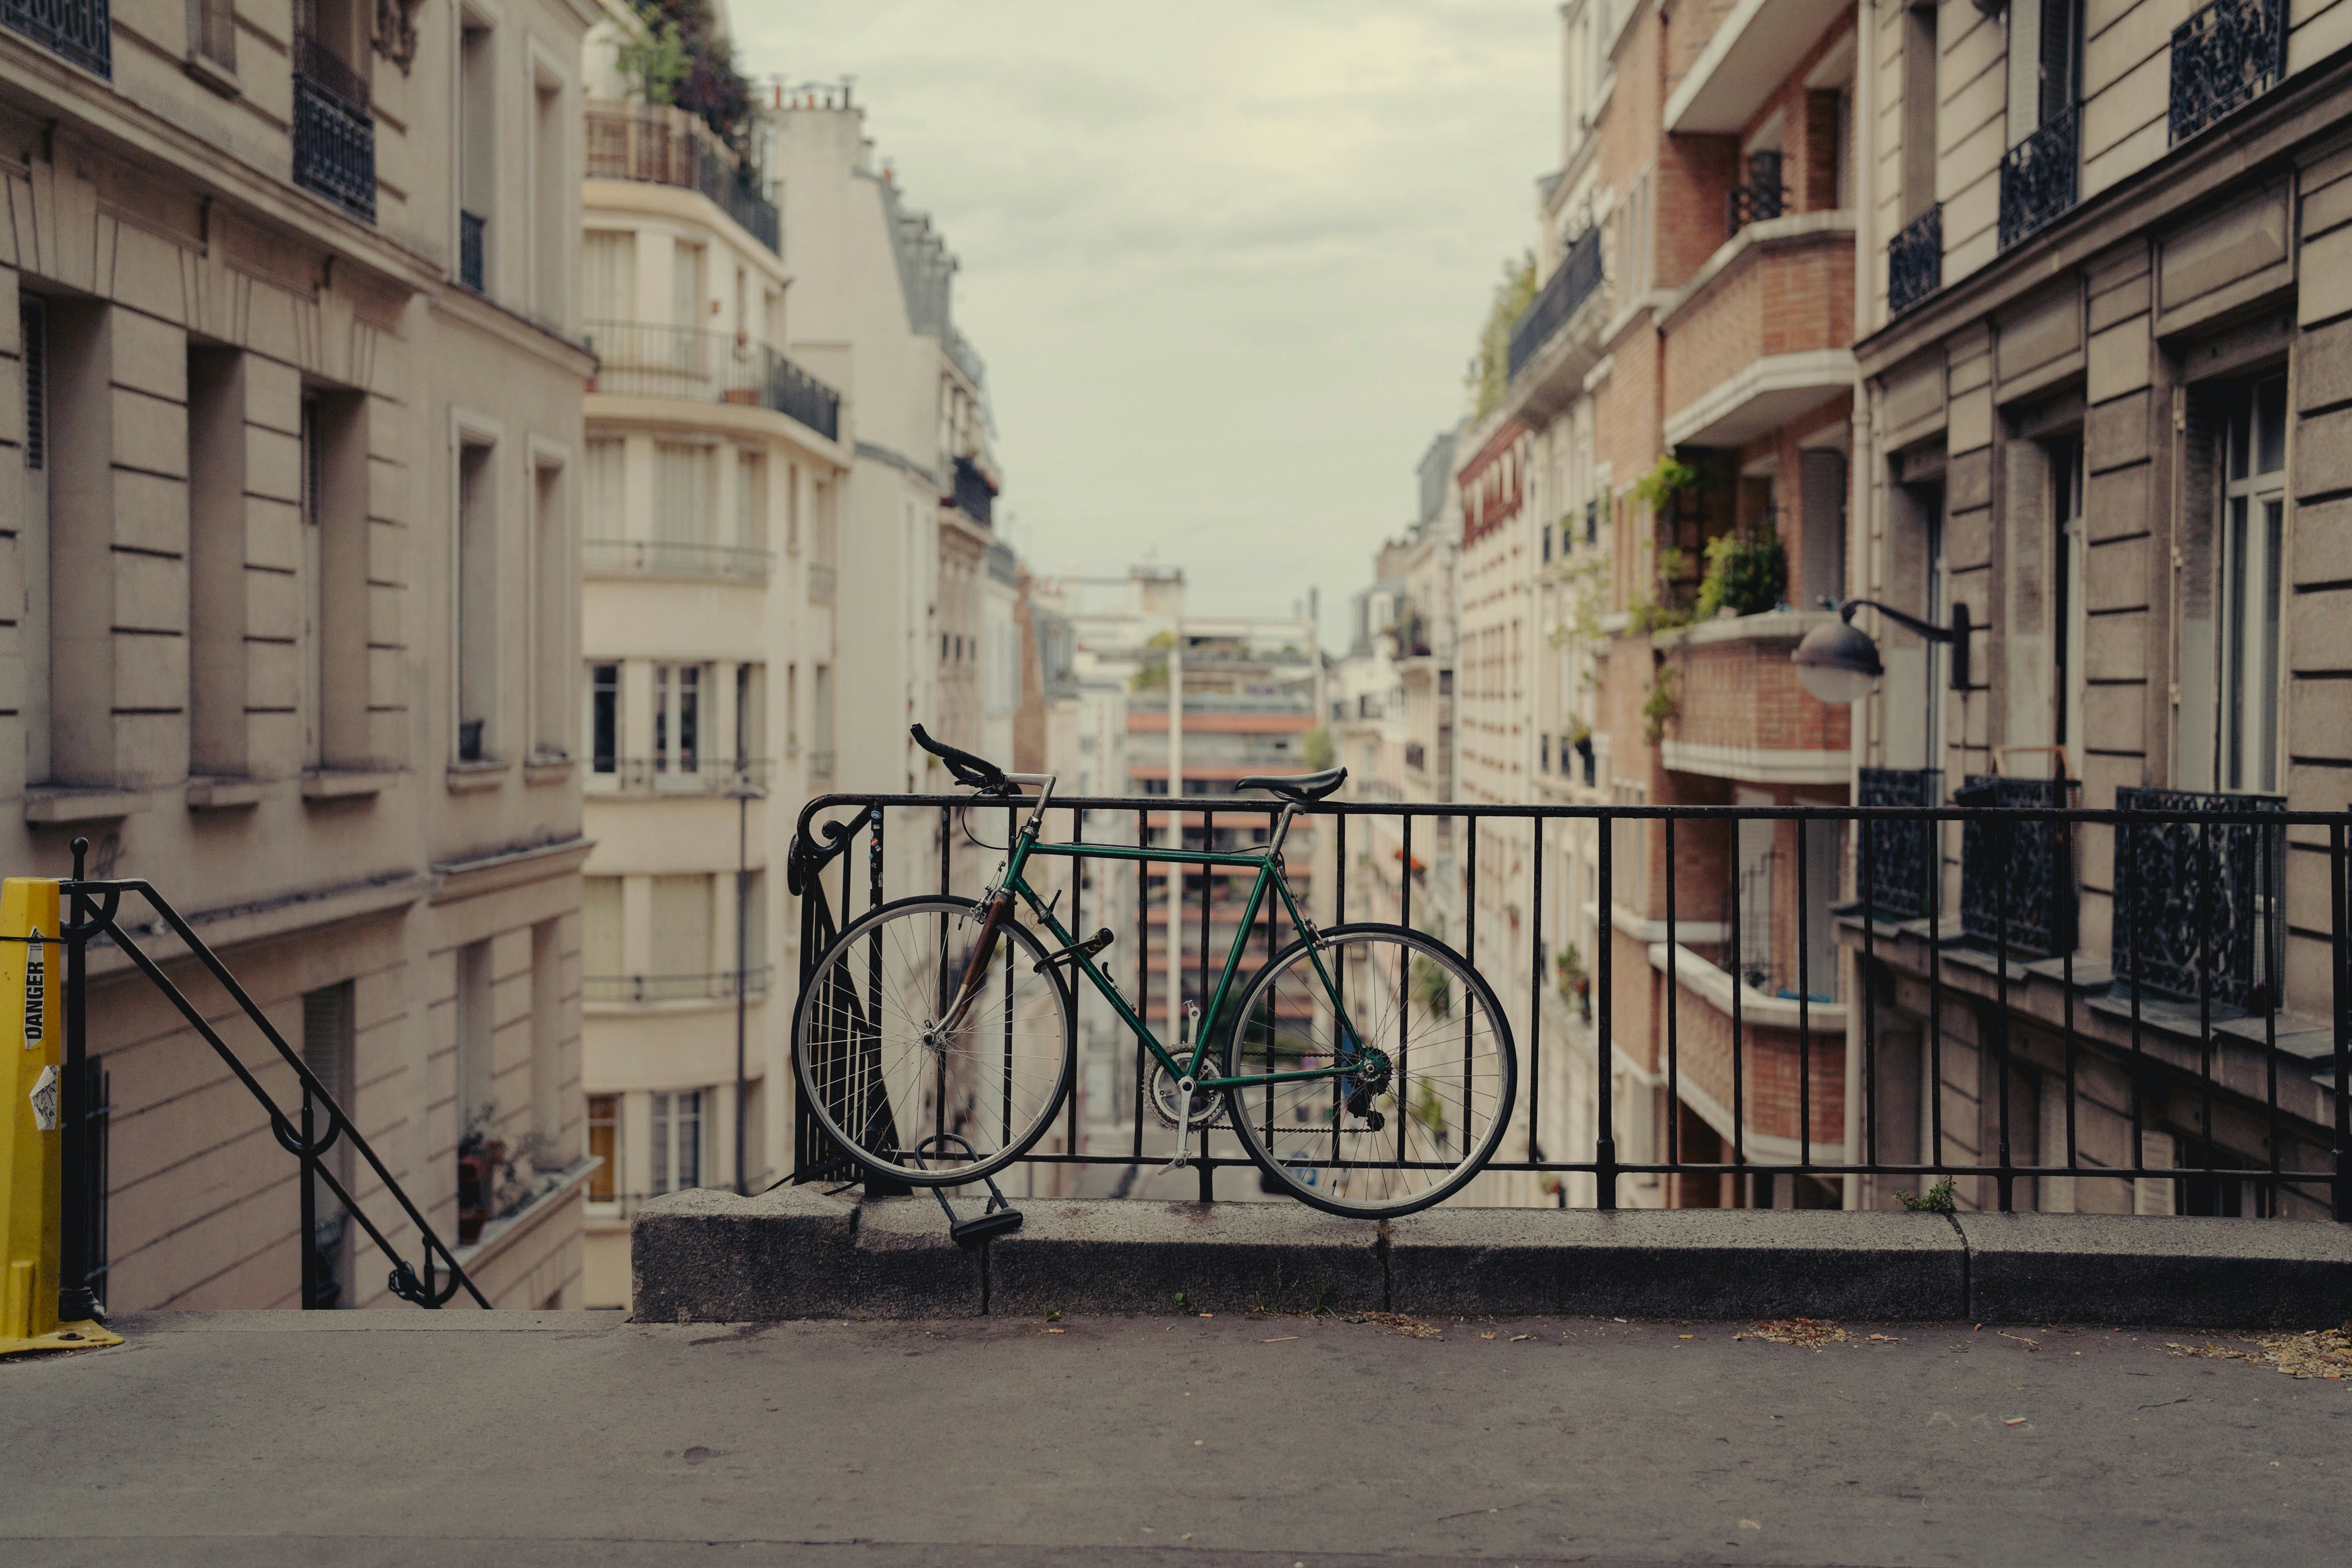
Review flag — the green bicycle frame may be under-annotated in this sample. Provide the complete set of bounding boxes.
[995,816,1367,1092]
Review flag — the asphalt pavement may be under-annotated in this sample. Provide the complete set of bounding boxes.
[2,1307,2347,1566]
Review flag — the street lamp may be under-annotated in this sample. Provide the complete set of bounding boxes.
[1792,599,1972,706]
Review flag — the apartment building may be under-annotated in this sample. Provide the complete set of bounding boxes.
[2,0,595,1308]
[1840,0,2352,1215]
[572,6,853,1304]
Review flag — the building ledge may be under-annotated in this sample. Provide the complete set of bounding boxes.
[24,786,149,825]
[186,775,269,810]
[1660,740,1848,785]
[1664,346,1856,452]
[302,768,401,801]
[430,834,596,904]
[1663,0,1853,134]
[1653,606,1839,652]
[523,754,576,785]
[453,1157,600,1275]
[85,871,430,979]
[1648,941,1847,1035]
[445,760,510,794]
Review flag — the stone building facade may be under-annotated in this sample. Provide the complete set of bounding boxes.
[2,0,596,1307]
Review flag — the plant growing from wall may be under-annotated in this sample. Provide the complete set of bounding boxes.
[1631,453,1708,514]
[622,1,761,162]
[1694,529,1788,620]
[1628,547,1695,634]
[1302,727,1335,770]
[1471,252,1538,418]
[1642,663,1681,745]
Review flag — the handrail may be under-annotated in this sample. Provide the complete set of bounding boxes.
[58,838,486,1310]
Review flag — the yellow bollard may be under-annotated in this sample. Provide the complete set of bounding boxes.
[0,877,119,1356]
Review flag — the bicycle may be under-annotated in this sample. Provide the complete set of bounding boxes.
[790,725,1517,1219]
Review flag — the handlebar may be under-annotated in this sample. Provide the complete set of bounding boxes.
[911,724,1015,794]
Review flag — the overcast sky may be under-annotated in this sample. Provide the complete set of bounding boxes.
[732,2,1558,651]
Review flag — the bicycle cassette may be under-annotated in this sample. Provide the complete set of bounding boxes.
[1146,1062,1228,1130]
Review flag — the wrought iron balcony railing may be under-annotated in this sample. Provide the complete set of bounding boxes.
[459,211,486,292]
[951,454,995,528]
[582,537,774,581]
[1857,767,1942,920]
[584,319,841,442]
[587,756,773,795]
[1998,105,2079,251]
[3,0,111,76]
[1505,226,1605,380]
[1957,774,2080,959]
[1725,151,1788,239]
[585,967,773,1005]
[2170,0,2285,143]
[2113,787,2286,1009]
[1887,203,1942,316]
[291,32,375,223]
[584,102,779,253]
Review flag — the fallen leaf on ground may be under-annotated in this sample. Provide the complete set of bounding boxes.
[1867,1333,1903,1342]
[1511,1334,1531,1342]
[2003,1417,2027,1426]
[1261,1335,1298,1343]
[1480,1332,1497,1340]
[1735,1318,1852,1349]
[1339,1312,1444,1339]
[2166,1326,2352,1379]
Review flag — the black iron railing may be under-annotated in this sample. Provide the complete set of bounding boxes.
[292,32,375,223]
[1957,775,2079,959]
[584,319,841,442]
[4,0,109,75]
[2170,0,2284,144]
[1858,766,1941,920]
[1887,203,1942,316]
[459,210,486,292]
[1999,105,2079,250]
[588,756,773,794]
[787,791,2352,1220]
[586,967,773,1005]
[951,455,995,528]
[52,838,485,1315]
[581,537,774,581]
[1505,226,1606,379]
[2113,787,2286,1009]
[584,102,779,253]
[1726,151,1788,238]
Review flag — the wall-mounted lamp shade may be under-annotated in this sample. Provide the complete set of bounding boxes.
[1792,618,1883,705]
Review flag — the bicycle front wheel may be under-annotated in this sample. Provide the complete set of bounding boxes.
[793,895,1075,1187]
[1225,923,1515,1218]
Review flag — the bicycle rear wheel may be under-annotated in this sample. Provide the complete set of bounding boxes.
[793,895,1074,1187]
[1225,923,1515,1218]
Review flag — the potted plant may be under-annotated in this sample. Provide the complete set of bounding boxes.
[1555,943,1592,1022]
[456,1107,506,1245]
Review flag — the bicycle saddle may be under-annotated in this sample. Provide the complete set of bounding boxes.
[1234,767,1348,803]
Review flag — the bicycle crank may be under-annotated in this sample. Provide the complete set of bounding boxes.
[1147,1061,1227,1131]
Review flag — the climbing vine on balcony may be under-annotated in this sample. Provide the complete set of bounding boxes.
[619,0,762,161]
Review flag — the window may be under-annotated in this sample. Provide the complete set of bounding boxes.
[583,876,623,978]
[301,981,356,1306]
[2050,438,2085,765]
[733,663,763,762]
[190,0,235,71]
[653,663,701,774]
[532,460,567,759]
[583,233,635,323]
[671,239,705,329]
[187,345,245,775]
[650,1089,702,1194]
[652,874,714,978]
[459,14,495,292]
[2006,0,2083,141]
[455,939,495,1142]
[589,663,619,773]
[2216,378,2286,793]
[532,69,566,322]
[300,394,325,768]
[530,918,562,1156]
[456,439,497,762]
[584,438,624,538]
[587,1094,618,1202]
[736,450,767,550]
[785,463,801,553]
[784,663,799,755]
[653,442,714,545]
[1901,4,1938,223]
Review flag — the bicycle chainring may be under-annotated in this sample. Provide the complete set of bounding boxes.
[1146,1062,1228,1131]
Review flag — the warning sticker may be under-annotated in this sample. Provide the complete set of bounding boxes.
[29,1064,58,1132]
[24,925,44,1048]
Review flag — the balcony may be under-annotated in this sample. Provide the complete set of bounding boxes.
[585,101,779,253]
[2112,786,2286,1009]
[1506,226,1605,381]
[459,210,486,292]
[2170,0,2284,143]
[586,967,773,1005]
[582,538,773,582]
[587,757,773,796]
[950,454,995,529]
[1998,105,2079,252]
[584,320,841,443]
[1955,775,2079,960]
[292,32,375,223]
[3,0,109,76]
[1662,0,1853,134]
[1651,611,1850,785]
[1725,152,1787,239]
[1887,203,1941,317]
[1856,767,1942,921]
[1659,213,1853,450]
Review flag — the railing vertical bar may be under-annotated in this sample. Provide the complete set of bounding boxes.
[1134,807,1148,1163]
[2063,824,2079,1178]
[59,840,99,1321]
[2262,815,2280,1215]
[1530,817,1544,1163]
[1198,806,1214,1203]
[1863,810,1879,1175]
[1336,813,1348,923]
[1798,816,1811,1174]
[2198,817,2216,1182]
[300,1085,319,1309]
[2333,819,2350,1222]
[1068,807,1084,1162]
[1398,813,1414,1165]
[1595,812,1616,1210]
[2126,814,2146,1179]
[1264,808,1279,1151]
[1730,812,1746,1192]
[1928,812,1945,1179]
[1665,814,1680,1173]
[1994,809,2013,1213]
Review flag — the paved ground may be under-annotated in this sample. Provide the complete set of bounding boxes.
[2,1308,2347,1566]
